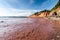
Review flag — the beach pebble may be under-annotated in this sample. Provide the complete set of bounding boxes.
[52,39,55,40]
[56,35,59,38]
[1,21,4,23]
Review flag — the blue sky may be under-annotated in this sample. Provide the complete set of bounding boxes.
[0,0,58,16]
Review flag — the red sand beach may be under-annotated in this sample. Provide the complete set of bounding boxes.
[0,18,60,40]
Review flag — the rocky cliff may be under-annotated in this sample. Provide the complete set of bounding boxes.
[29,10,50,18]
[50,0,60,17]
[29,0,60,18]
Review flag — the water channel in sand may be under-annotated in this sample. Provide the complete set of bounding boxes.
[0,18,60,40]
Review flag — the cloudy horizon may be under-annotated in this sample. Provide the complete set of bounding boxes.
[0,0,58,16]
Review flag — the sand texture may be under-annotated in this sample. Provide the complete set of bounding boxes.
[0,18,60,40]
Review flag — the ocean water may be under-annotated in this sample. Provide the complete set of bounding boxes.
[0,18,33,25]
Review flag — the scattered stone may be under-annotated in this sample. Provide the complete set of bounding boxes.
[1,21,4,23]
[52,39,55,40]
[56,35,60,38]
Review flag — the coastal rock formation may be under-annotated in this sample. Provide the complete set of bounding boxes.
[50,7,60,17]
[50,0,60,17]
[29,10,50,18]
[29,0,60,18]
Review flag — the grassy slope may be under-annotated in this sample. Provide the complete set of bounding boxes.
[51,0,60,11]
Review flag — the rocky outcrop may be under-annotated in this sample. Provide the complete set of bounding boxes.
[49,0,60,17]
[29,0,60,18]
[29,10,50,18]
[50,7,60,17]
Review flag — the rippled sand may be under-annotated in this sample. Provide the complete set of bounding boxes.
[0,18,60,40]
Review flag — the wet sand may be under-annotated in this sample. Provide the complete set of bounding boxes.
[0,18,60,40]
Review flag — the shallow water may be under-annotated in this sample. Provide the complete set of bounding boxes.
[0,18,60,40]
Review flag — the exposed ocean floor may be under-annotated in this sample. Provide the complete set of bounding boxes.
[0,18,60,40]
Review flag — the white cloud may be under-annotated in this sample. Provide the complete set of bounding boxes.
[0,5,40,16]
[0,0,40,16]
[0,7,40,16]
[8,8,40,16]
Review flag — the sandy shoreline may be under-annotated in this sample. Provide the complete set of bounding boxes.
[0,18,60,40]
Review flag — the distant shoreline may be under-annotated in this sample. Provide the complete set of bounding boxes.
[0,16,28,18]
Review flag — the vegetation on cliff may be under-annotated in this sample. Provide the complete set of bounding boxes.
[33,10,50,16]
[30,0,60,17]
[51,0,60,11]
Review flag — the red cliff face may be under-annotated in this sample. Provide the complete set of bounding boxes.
[29,11,50,18]
[29,7,60,18]
[38,12,50,17]
[50,7,60,16]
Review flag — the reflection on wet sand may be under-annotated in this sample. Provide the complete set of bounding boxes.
[0,18,60,40]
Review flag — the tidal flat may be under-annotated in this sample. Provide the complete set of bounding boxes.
[0,18,60,40]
